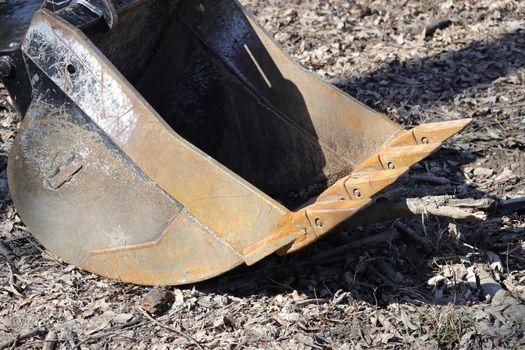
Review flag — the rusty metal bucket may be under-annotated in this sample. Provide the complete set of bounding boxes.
[1,0,470,285]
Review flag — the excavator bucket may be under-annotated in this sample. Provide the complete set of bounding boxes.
[1,0,470,285]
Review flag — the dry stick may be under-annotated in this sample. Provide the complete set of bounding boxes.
[311,230,401,263]
[64,330,78,350]
[0,327,46,350]
[42,331,57,350]
[477,267,525,331]
[350,195,495,227]
[137,307,204,350]
[393,221,433,252]
[0,244,18,296]
[75,317,145,347]
[4,261,23,297]
[500,197,525,212]
[297,340,323,350]
[423,18,452,38]
[410,174,450,185]
[0,240,13,260]
[313,195,497,263]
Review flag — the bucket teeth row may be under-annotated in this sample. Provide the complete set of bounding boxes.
[281,167,409,254]
[264,118,472,257]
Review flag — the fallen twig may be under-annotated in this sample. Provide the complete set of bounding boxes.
[348,195,496,227]
[0,327,46,349]
[500,197,525,212]
[393,221,433,252]
[410,174,450,185]
[42,330,57,350]
[0,240,13,260]
[64,330,78,350]
[477,267,525,331]
[3,261,24,297]
[311,230,400,263]
[137,306,204,350]
[423,18,452,38]
[75,317,144,347]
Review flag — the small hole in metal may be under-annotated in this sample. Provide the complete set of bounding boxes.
[67,64,76,74]
[315,218,323,227]
[387,162,395,169]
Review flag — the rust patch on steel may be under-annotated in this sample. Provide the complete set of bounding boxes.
[47,154,83,189]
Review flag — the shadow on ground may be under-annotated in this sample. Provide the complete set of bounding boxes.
[338,29,525,124]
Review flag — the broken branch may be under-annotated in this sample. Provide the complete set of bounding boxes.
[348,195,496,227]
[137,307,204,350]
[0,327,46,350]
[312,230,401,263]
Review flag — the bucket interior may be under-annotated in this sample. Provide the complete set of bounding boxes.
[0,0,43,51]
[85,0,330,197]
[81,0,401,199]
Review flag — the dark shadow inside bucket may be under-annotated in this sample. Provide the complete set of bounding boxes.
[86,0,328,196]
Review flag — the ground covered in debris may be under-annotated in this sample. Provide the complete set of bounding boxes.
[1,0,525,348]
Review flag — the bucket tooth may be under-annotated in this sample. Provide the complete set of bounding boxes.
[318,167,408,201]
[389,118,472,147]
[276,198,372,254]
[411,118,472,145]
[249,209,316,261]
[243,219,302,266]
[353,143,438,172]
[243,228,301,266]
[355,119,471,172]
[378,143,441,170]
[304,198,373,236]
[343,167,409,200]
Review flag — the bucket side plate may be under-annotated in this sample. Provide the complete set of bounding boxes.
[20,9,289,253]
[8,66,243,285]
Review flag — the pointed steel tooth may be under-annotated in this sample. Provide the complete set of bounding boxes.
[345,167,409,199]
[317,167,408,201]
[243,225,301,266]
[411,118,472,145]
[316,176,351,201]
[305,198,372,236]
[386,129,418,147]
[388,118,472,147]
[379,143,440,169]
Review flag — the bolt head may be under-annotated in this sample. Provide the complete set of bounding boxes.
[0,57,13,79]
